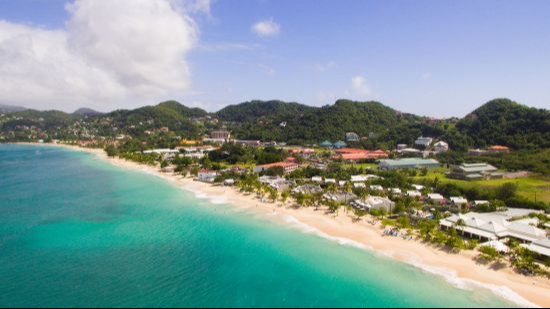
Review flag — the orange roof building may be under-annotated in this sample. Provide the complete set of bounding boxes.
[253,162,300,174]
[332,148,389,161]
[488,145,510,153]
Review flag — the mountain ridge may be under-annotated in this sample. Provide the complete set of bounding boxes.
[2,98,549,150]
[0,104,27,113]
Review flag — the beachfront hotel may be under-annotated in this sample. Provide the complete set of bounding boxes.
[440,208,547,244]
[253,162,300,174]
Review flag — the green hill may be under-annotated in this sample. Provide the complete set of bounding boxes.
[0,104,26,113]
[106,101,208,138]
[2,98,549,153]
[219,99,421,147]
[456,98,550,149]
[216,100,316,123]
[3,110,76,130]
[73,108,104,117]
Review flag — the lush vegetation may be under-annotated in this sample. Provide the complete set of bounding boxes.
[219,99,424,147]
[413,168,550,206]
[207,143,286,166]
[437,149,550,175]
[0,104,26,113]
[2,98,550,176]
[107,101,208,139]
[215,100,316,123]
[456,98,550,150]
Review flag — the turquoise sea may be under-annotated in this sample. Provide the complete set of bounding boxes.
[0,145,521,307]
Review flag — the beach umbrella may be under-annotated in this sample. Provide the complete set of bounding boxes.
[480,240,510,253]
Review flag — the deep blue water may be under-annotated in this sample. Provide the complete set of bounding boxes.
[0,145,518,307]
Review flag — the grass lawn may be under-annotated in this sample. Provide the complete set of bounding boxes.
[414,169,550,203]
[341,163,379,170]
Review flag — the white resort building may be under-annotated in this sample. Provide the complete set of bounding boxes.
[352,196,395,213]
[198,169,219,183]
[439,209,547,243]
[521,239,550,258]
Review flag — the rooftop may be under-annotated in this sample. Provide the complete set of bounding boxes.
[380,158,440,167]
[256,162,299,169]
[456,163,498,173]
[440,211,547,243]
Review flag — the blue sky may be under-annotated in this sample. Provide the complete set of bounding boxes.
[0,0,549,117]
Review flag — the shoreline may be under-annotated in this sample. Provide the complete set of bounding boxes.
[10,143,550,307]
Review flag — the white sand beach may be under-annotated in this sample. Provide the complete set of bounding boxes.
[46,144,550,307]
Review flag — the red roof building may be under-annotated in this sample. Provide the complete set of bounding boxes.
[253,162,300,174]
[332,148,389,161]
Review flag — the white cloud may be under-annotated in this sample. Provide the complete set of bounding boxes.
[199,42,262,52]
[309,61,337,72]
[422,72,432,80]
[0,0,199,112]
[182,0,213,15]
[251,19,280,38]
[351,76,371,96]
[259,64,276,75]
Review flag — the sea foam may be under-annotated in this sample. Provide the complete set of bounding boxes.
[283,214,537,308]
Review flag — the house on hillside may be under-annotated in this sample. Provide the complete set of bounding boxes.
[468,149,488,156]
[488,145,510,154]
[415,136,433,148]
[345,132,360,142]
[434,141,449,153]
[333,141,348,149]
[210,130,231,140]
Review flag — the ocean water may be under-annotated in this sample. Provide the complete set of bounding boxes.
[0,145,521,308]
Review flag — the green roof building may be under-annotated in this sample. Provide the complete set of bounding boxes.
[379,158,440,170]
[448,163,504,180]
[320,140,333,148]
[333,141,348,149]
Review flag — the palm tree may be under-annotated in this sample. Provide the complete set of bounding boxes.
[295,193,306,208]
[313,192,324,211]
[280,190,290,206]
[354,208,367,222]
[327,200,340,214]
[326,182,337,194]
[268,187,278,203]
[454,218,467,235]
[357,187,368,202]
[343,181,353,210]
[343,181,353,194]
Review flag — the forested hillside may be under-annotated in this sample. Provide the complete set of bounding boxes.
[2,98,549,155]
[222,99,423,147]
[106,101,209,138]
[456,98,550,150]
[216,100,315,123]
